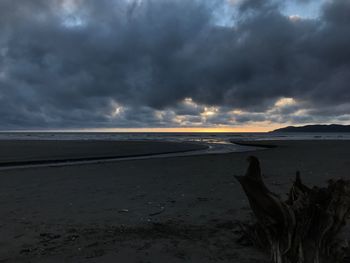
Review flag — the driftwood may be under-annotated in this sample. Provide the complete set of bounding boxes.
[236,156,350,263]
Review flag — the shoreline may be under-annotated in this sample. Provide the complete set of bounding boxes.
[0,140,262,170]
[0,140,207,167]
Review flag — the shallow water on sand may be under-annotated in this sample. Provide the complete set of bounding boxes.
[0,131,348,156]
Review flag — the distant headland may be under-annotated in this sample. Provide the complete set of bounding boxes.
[271,124,350,133]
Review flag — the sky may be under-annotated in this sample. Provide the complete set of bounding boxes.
[0,0,350,132]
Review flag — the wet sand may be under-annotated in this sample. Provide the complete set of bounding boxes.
[0,140,350,262]
[0,140,207,165]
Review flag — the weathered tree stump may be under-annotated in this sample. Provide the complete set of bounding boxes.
[236,156,350,263]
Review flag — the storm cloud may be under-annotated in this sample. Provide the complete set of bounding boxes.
[0,0,349,130]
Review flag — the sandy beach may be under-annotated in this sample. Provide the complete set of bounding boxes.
[0,140,207,166]
[0,140,350,262]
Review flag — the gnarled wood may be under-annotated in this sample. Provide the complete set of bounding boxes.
[236,156,350,263]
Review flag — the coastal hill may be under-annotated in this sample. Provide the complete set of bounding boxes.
[271,124,350,133]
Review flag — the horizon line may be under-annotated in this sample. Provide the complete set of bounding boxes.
[0,127,276,133]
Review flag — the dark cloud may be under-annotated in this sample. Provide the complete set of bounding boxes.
[0,0,349,129]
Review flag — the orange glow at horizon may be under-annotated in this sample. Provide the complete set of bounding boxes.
[83,125,281,133]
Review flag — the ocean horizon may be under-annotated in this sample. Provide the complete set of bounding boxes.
[0,131,349,142]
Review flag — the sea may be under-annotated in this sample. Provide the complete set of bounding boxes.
[0,131,349,155]
[0,131,349,142]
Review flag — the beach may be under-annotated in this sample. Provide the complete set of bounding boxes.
[0,140,208,165]
[0,140,350,262]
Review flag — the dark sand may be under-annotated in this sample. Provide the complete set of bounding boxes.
[0,140,350,262]
[0,140,207,165]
